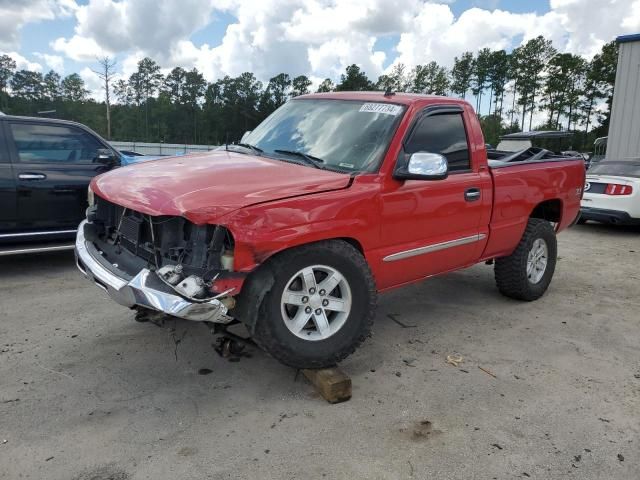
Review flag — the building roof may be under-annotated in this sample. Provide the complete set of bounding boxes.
[617,33,640,44]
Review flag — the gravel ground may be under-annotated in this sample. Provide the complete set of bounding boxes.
[0,223,638,480]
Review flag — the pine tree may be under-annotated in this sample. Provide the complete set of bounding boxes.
[450,52,474,99]
[335,64,374,91]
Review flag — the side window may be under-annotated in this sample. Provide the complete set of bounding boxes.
[404,112,470,172]
[9,122,104,164]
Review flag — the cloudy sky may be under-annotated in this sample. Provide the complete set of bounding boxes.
[1,0,639,95]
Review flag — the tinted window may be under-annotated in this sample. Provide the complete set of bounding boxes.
[244,99,405,172]
[405,113,470,171]
[10,123,104,163]
[588,161,640,178]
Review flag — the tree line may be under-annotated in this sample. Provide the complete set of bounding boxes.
[0,35,618,149]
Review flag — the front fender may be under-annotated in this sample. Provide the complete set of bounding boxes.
[219,177,381,272]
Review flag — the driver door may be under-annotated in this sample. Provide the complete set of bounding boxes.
[8,121,114,231]
[378,106,492,287]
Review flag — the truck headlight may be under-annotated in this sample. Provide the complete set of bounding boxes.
[87,185,95,207]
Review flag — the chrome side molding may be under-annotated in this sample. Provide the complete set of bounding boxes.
[0,229,77,239]
[383,234,487,262]
[0,244,75,256]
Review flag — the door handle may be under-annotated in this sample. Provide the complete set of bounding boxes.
[464,187,481,202]
[18,173,47,180]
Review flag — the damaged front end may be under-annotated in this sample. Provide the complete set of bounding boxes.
[75,196,243,323]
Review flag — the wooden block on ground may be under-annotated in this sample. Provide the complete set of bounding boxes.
[302,367,351,404]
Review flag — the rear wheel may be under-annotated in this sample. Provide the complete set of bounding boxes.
[252,240,376,368]
[494,218,557,301]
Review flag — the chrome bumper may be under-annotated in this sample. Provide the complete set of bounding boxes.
[74,220,233,323]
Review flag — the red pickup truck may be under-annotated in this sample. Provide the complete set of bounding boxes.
[76,92,585,368]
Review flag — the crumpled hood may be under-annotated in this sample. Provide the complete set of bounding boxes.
[93,150,351,223]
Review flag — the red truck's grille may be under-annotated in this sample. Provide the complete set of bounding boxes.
[91,196,234,277]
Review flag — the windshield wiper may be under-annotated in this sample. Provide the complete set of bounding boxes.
[228,143,263,155]
[274,149,324,169]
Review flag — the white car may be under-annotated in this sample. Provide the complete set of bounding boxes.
[580,160,640,225]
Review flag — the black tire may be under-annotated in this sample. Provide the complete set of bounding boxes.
[494,218,557,301]
[576,216,587,225]
[252,240,377,369]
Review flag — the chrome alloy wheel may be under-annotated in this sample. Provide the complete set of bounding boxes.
[280,265,352,341]
[526,238,548,284]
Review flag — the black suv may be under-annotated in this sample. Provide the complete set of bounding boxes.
[0,115,121,255]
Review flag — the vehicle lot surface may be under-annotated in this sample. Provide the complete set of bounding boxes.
[1,223,638,480]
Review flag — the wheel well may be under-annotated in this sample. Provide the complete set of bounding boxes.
[267,237,366,261]
[338,237,365,255]
[231,236,366,334]
[530,199,562,223]
[250,237,365,269]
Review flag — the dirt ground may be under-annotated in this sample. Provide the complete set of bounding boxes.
[0,222,638,480]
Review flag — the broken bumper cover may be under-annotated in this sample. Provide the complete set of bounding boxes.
[74,221,233,323]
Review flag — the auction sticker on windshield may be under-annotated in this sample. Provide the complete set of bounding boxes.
[359,103,403,115]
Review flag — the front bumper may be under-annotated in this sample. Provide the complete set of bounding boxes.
[580,207,640,225]
[74,220,233,323]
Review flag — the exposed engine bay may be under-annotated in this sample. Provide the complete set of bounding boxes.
[85,196,237,302]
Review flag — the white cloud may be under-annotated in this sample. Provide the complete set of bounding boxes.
[307,34,386,79]
[121,51,146,79]
[3,0,637,132]
[166,0,414,82]
[167,41,219,80]
[165,0,640,83]
[23,0,640,87]
[51,35,110,62]
[0,0,76,50]
[175,0,319,80]
[623,1,640,30]
[51,0,218,63]
[0,51,43,72]
[79,66,103,100]
[548,0,640,57]
[392,0,639,70]
[34,52,64,72]
[282,0,420,43]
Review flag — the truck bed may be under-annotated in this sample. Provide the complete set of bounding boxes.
[481,156,586,260]
[487,147,570,166]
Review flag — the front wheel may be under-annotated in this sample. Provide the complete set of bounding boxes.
[494,218,558,301]
[252,240,377,369]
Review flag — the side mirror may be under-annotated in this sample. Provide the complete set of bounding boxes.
[240,130,252,143]
[394,152,448,180]
[96,148,119,165]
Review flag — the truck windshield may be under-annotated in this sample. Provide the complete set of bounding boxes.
[243,99,405,172]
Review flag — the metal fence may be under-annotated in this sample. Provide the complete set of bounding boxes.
[110,141,220,156]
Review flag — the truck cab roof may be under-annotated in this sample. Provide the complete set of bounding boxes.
[0,114,92,129]
[298,91,465,107]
